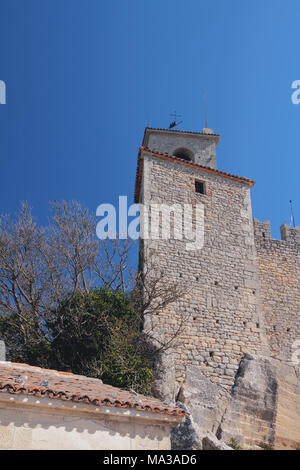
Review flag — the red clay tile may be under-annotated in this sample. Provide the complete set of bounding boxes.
[0,362,186,417]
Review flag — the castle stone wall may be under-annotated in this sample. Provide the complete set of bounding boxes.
[137,128,300,448]
[254,219,300,362]
[142,154,268,396]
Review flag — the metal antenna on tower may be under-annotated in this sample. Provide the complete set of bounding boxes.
[169,111,183,129]
[203,93,208,129]
[290,200,296,228]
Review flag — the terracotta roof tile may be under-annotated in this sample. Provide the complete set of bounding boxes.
[0,362,185,417]
[134,147,255,202]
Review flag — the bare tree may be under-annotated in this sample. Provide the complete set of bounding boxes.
[0,201,189,354]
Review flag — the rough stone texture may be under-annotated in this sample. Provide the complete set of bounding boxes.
[171,404,203,450]
[274,361,300,450]
[141,152,268,395]
[170,366,230,450]
[138,127,300,449]
[143,127,219,169]
[254,219,300,362]
[176,366,223,437]
[217,354,278,450]
[151,350,177,403]
[0,342,5,362]
[202,432,232,450]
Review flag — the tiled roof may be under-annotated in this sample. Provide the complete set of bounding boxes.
[134,147,255,202]
[0,362,186,417]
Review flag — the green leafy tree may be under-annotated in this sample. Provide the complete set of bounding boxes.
[0,288,154,394]
[0,201,186,395]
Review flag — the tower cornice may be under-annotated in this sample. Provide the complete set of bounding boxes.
[142,127,220,148]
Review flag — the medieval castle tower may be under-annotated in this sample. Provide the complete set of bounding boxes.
[134,127,300,450]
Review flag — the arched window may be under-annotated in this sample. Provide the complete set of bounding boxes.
[173,147,193,161]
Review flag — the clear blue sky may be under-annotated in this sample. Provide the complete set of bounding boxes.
[0,0,299,238]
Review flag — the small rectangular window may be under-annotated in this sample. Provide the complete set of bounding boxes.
[195,180,205,194]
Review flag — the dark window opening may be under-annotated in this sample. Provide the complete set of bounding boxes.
[173,147,193,161]
[256,323,260,328]
[262,232,266,238]
[195,180,205,195]
[209,351,214,358]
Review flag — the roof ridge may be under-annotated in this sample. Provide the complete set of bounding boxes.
[0,361,74,376]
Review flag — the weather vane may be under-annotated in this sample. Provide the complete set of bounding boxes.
[169,111,183,129]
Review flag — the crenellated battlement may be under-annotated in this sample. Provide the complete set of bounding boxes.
[253,219,272,240]
[253,218,300,247]
[280,223,300,243]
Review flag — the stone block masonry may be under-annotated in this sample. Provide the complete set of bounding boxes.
[0,341,5,361]
[141,153,268,394]
[143,127,219,169]
[135,127,300,449]
[254,219,300,363]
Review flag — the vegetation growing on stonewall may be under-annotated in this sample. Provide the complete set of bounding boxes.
[0,201,186,394]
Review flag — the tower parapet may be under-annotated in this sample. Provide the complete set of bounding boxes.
[142,127,220,169]
[253,219,272,240]
[280,223,300,243]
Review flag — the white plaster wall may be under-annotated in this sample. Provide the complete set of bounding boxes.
[0,404,171,450]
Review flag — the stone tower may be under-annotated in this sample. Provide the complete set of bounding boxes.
[134,126,300,450]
